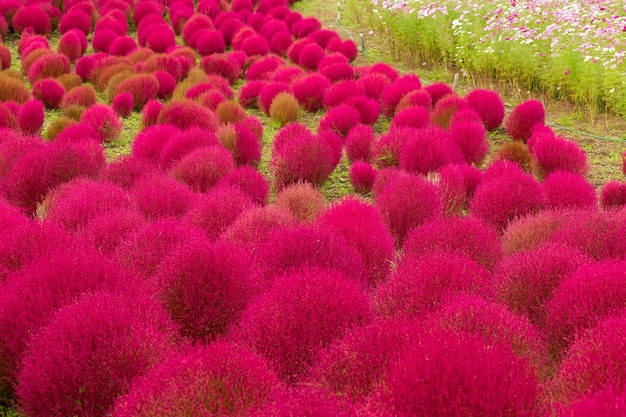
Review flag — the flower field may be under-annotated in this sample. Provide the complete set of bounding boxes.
[0,0,625,415]
[348,0,626,117]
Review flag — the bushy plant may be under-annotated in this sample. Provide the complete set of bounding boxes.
[542,171,598,209]
[17,99,44,135]
[26,53,70,83]
[141,99,163,126]
[232,267,372,382]
[358,72,393,101]
[238,80,266,108]
[58,8,91,35]
[219,166,269,205]
[274,182,325,223]
[60,84,97,110]
[374,172,442,246]
[379,328,540,416]
[555,386,626,416]
[169,145,235,193]
[250,387,356,417]
[0,74,31,104]
[217,123,262,166]
[380,74,422,117]
[450,120,489,166]
[12,6,51,35]
[323,80,365,110]
[600,180,626,210]
[113,74,159,109]
[544,259,626,359]
[531,135,589,179]
[269,92,300,126]
[390,106,429,130]
[113,342,282,417]
[375,251,495,318]
[131,124,181,164]
[495,141,532,172]
[112,92,134,117]
[79,104,122,143]
[183,185,254,239]
[318,104,361,137]
[399,125,463,175]
[57,30,83,63]
[465,88,505,130]
[82,208,148,254]
[497,242,591,328]
[157,99,220,131]
[345,124,374,163]
[505,99,546,142]
[15,290,177,417]
[430,94,469,129]
[501,208,576,254]
[349,162,377,194]
[131,173,196,221]
[222,205,296,253]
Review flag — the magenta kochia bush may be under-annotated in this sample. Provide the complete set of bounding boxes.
[450,121,489,166]
[430,94,469,129]
[251,387,356,417]
[32,78,65,109]
[371,127,414,168]
[4,140,105,215]
[380,74,422,117]
[431,294,550,379]
[552,313,626,404]
[183,185,254,240]
[403,216,502,271]
[600,180,626,210]
[555,386,626,416]
[399,125,463,175]
[157,99,220,131]
[317,196,395,287]
[82,209,148,254]
[349,162,377,194]
[318,104,361,137]
[223,205,296,252]
[255,224,370,286]
[379,328,540,416]
[542,171,598,210]
[505,99,546,142]
[292,73,330,112]
[15,290,178,417]
[169,145,235,193]
[131,173,196,221]
[469,170,545,231]
[497,243,591,328]
[390,106,429,130]
[465,88,505,130]
[112,342,282,417]
[531,134,589,179]
[232,267,372,383]
[544,259,626,359]
[112,92,134,117]
[0,246,132,395]
[12,6,51,35]
[345,124,374,163]
[79,104,123,143]
[159,127,219,170]
[44,178,132,232]
[218,165,269,205]
[153,235,259,343]
[374,172,442,246]
[100,155,158,190]
[375,251,495,319]
[17,99,44,135]
[114,218,205,279]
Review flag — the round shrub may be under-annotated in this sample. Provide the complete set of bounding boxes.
[26,53,70,84]
[132,124,181,164]
[0,74,30,104]
[375,172,442,246]
[399,125,463,175]
[183,185,254,240]
[131,173,196,221]
[544,259,626,359]
[375,251,495,319]
[465,88,505,130]
[396,89,432,112]
[470,171,545,231]
[345,124,374,163]
[251,387,355,417]
[380,74,422,117]
[269,92,300,126]
[157,99,219,131]
[217,123,262,167]
[61,84,97,109]
[349,162,377,195]
[424,81,454,104]
[112,92,134,117]
[15,290,177,417]
[169,144,235,193]
[555,386,626,416]
[112,342,282,417]
[154,235,259,342]
[195,29,225,55]
[238,80,266,108]
[113,74,159,109]
[58,8,91,35]
[92,29,119,52]
[159,127,220,170]
[17,99,44,135]
[274,182,325,223]
[379,328,540,416]
[543,171,598,210]
[218,165,269,205]
[31,78,65,109]
[233,267,372,382]
[108,36,138,56]
[12,6,51,35]
[497,242,591,328]
[297,42,324,70]
[450,121,489,166]
[403,216,502,271]
[358,72,393,101]
[496,141,532,172]
[223,205,296,252]
[79,104,122,143]
[318,104,361,137]
[531,135,589,179]
[57,30,83,63]
[430,94,469,129]
[215,100,248,124]
[390,106,429,130]
[322,79,365,110]
[600,180,626,210]
[82,208,148,254]
[505,99,546,142]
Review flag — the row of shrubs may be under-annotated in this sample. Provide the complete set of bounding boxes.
[0,0,626,415]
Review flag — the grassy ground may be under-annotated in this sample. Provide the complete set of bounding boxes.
[292,0,626,189]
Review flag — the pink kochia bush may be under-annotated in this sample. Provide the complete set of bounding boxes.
[15,290,178,417]
[531,134,589,179]
[374,172,442,246]
[131,173,196,221]
[158,127,219,170]
[600,180,626,210]
[403,216,502,271]
[250,387,356,417]
[379,328,540,416]
[497,243,591,328]
[219,166,269,205]
[465,88,505,130]
[349,162,377,194]
[542,171,598,209]
[169,145,235,193]
[0,246,132,395]
[552,312,626,404]
[555,386,626,416]
[112,342,282,417]
[505,99,546,142]
[222,205,296,253]
[449,120,489,166]
[79,104,123,143]
[375,251,495,319]
[232,267,372,383]
[17,99,44,135]
[153,235,259,343]
[399,125,463,175]
[32,78,65,109]
[3,140,105,215]
[317,196,395,286]
[82,209,148,254]
[544,259,626,359]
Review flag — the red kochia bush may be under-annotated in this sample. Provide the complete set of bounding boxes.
[4,140,105,215]
[380,74,422,118]
[12,6,51,35]
[555,387,626,416]
[470,170,545,231]
[403,216,502,271]
[79,104,122,143]
[318,104,361,137]
[450,121,489,166]
[345,124,374,163]
[154,235,259,343]
[60,84,97,109]
[399,125,463,175]
[44,178,131,232]
[531,135,589,179]
[317,196,395,286]
[430,94,469,129]
[112,342,282,417]
[0,246,131,395]
[497,242,591,328]
[349,162,377,194]
[183,185,253,239]
[379,328,540,416]
[159,127,219,170]
[375,251,495,319]
[26,53,71,83]
[131,173,196,221]
[223,205,296,252]
[552,313,626,404]
[542,171,598,209]
[390,106,429,130]
[82,209,148,254]
[218,165,269,205]
[113,74,159,109]
[600,180,626,210]
[251,387,356,417]
[132,124,181,164]
[15,290,177,417]
[274,182,325,223]
[57,30,84,63]
[169,145,235,193]
[375,172,442,246]
[505,99,546,142]
[544,259,626,359]
[112,92,134,117]
[17,99,44,135]
[157,99,219,131]
[233,267,372,383]
[465,88,505,130]
[114,218,205,279]
[58,9,91,35]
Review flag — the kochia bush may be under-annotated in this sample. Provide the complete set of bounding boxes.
[465,88,505,130]
[505,99,546,142]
